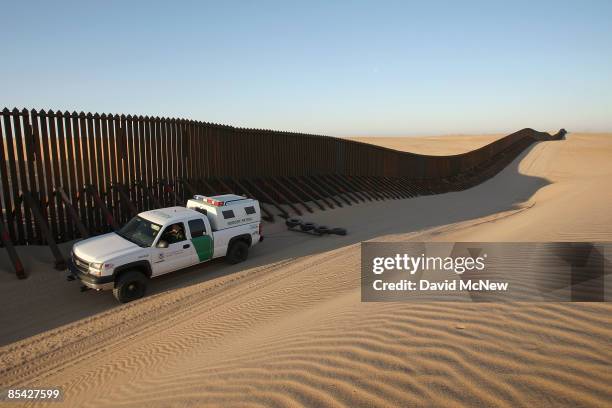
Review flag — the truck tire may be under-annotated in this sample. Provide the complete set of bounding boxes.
[226,240,249,264]
[113,270,148,303]
[315,225,330,234]
[300,222,317,232]
[330,227,347,236]
[285,217,302,228]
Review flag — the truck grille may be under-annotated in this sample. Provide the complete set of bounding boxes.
[73,253,90,273]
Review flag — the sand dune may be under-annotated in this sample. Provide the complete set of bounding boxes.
[1,133,611,407]
[346,134,505,155]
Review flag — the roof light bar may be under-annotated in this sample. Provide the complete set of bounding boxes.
[206,198,224,206]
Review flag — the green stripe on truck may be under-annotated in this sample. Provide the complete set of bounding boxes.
[191,236,213,262]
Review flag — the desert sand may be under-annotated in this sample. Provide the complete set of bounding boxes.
[347,134,505,155]
[1,133,611,407]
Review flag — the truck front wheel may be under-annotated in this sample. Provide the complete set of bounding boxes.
[113,270,148,303]
[226,241,249,264]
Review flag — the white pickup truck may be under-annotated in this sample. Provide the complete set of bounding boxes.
[68,194,263,303]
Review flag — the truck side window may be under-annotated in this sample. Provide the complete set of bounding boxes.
[245,206,256,215]
[222,210,235,219]
[160,222,186,244]
[188,219,207,238]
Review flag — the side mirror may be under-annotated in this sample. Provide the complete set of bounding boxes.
[157,240,169,248]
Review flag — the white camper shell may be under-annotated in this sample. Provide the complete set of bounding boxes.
[186,194,261,231]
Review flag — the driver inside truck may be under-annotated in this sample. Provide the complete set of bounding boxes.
[162,223,186,244]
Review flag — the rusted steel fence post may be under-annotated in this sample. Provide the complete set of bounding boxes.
[257,178,303,216]
[280,176,326,211]
[22,191,66,270]
[228,178,275,222]
[56,187,90,238]
[0,218,26,279]
[292,176,335,209]
[269,177,313,213]
[113,184,138,218]
[243,179,289,219]
[88,185,119,231]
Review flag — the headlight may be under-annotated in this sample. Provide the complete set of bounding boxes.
[89,262,114,276]
[89,262,103,276]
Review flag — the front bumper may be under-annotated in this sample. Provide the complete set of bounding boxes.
[68,259,114,291]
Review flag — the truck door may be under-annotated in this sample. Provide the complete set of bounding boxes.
[151,222,197,276]
[188,218,213,262]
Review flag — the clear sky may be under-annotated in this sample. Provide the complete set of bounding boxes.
[1,0,611,136]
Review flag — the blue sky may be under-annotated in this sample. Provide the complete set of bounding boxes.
[1,0,611,136]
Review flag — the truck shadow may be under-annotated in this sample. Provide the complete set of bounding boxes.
[0,141,552,346]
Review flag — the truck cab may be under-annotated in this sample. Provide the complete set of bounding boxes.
[69,195,263,303]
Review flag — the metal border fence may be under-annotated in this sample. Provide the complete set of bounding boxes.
[0,107,565,278]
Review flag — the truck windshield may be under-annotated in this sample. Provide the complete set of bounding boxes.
[116,216,162,247]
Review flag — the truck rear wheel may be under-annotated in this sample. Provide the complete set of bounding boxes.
[226,240,249,264]
[113,270,148,303]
